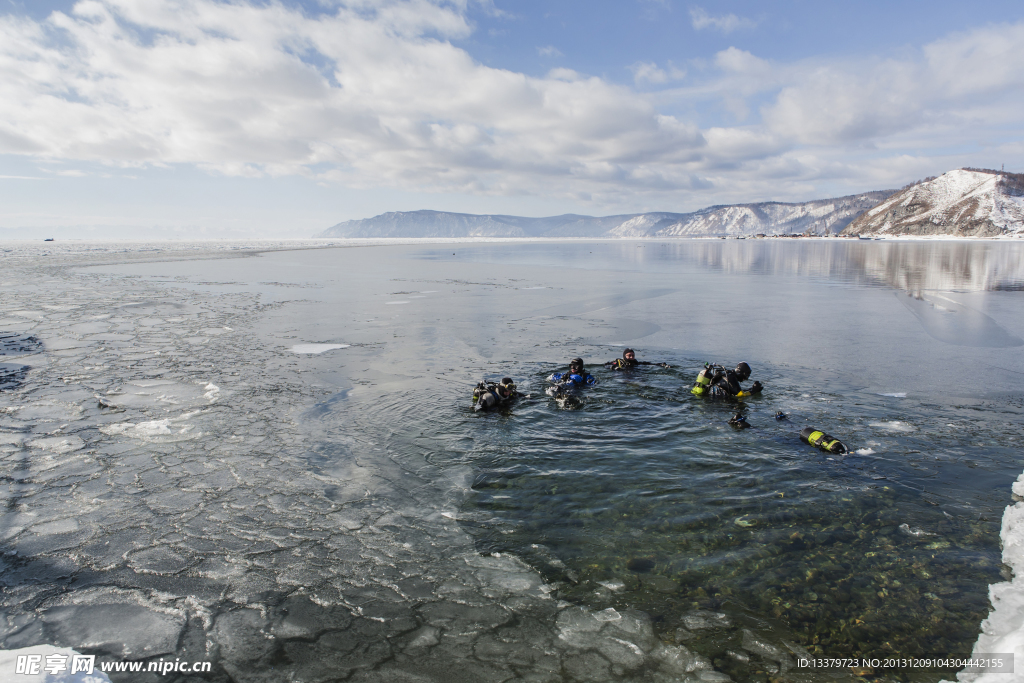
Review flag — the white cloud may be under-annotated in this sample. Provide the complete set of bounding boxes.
[0,1,1022,212]
[0,0,709,203]
[760,24,1024,146]
[537,45,563,57]
[714,47,771,77]
[689,7,757,33]
[630,61,686,84]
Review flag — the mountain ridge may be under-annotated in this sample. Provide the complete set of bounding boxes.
[316,192,893,239]
[317,170,1024,239]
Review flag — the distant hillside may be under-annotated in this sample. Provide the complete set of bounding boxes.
[315,210,643,238]
[316,192,893,239]
[842,169,1024,237]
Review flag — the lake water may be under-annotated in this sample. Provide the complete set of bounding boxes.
[1,239,1023,683]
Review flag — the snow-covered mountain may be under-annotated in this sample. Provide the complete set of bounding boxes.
[316,192,892,239]
[842,169,1024,236]
[613,193,892,237]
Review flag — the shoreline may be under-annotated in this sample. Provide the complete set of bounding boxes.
[3,235,1023,270]
[3,233,1024,249]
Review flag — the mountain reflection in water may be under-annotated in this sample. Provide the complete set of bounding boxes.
[679,240,1024,294]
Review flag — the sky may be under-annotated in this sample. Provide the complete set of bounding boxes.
[2,0,1024,238]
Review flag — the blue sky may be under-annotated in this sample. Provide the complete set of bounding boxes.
[1,0,1023,238]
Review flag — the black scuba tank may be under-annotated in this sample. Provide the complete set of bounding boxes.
[800,427,847,454]
[474,380,517,412]
[473,382,500,412]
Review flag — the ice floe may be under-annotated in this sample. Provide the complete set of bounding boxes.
[869,420,916,432]
[99,412,202,443]
[290,343,350,354]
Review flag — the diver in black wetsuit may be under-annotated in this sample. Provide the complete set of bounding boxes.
[691,362,763,398]
[603,348,670,370]
[473,377,520,412]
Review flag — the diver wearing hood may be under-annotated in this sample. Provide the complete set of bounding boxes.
[603,348,670,370]
[473,377,520,412]
[691,362,763,398]
[549,358,597,387]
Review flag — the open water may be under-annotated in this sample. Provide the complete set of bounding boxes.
[1,239,1023,683]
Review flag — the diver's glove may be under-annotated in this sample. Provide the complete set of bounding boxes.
[750,381,763,394]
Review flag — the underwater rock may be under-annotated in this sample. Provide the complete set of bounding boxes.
[741,629,793,670]
[650,642,711,675]
[681,611,732,631]
[627,558,655,573]
[642,575,679,593]
[675,627,695,642]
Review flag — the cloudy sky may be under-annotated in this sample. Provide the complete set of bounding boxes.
[2,0,1023,238]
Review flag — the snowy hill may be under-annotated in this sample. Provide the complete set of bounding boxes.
[316,192,891,239]
[615,193,892,237]
[842,169,1024,237]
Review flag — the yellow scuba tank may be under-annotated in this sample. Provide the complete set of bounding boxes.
[800,427,847,454]
[691,363,719,396]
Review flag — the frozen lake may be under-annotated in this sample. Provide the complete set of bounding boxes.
[2,239,1023,682]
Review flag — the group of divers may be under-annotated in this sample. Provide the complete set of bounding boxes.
[471,348,848,455]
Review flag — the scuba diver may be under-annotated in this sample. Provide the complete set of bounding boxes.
[728,412,751,429]
[548,358,597,387]
[603,348,670,370]
[547,358,596,406]
[473,377,520,412]
[691,362,763,398]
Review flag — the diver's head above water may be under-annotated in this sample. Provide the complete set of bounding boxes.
[569,358,585,375]
[734,362,751,381]
[622,348,636,362]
